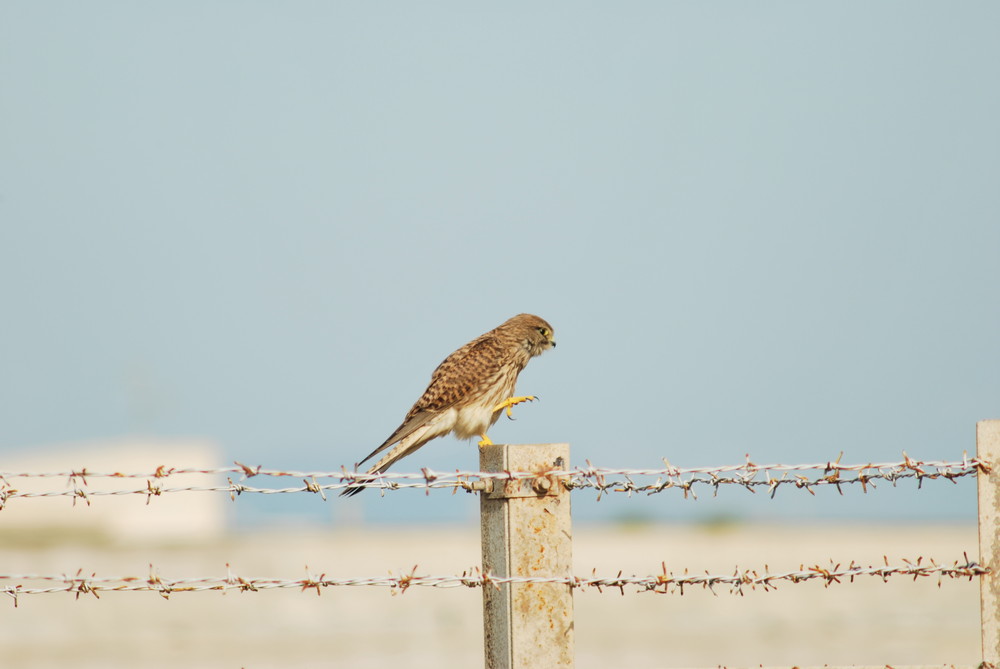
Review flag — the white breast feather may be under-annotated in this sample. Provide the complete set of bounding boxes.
[452,404,496,440]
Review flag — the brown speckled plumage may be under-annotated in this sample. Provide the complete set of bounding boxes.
[341,314,555,496]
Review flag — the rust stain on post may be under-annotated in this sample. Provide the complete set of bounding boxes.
[978,420,1000,663]
[480,443,574,669]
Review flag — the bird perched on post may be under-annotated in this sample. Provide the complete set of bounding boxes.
[341,313,556,497]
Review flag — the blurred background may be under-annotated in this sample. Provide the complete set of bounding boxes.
[1,1,997,666]
[2,0,997,526]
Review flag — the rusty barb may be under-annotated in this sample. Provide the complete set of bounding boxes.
[478,461,565,499]
[0,453,985,505]
[0,555,986,607]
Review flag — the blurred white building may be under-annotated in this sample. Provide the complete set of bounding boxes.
[0,437,226,542]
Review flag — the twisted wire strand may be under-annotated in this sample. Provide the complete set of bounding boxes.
[0,454,986,505]
[0,555,986,606]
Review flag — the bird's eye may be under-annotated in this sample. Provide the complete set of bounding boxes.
[537,327,550,337]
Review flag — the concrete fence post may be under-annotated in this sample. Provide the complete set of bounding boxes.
[978,419,1000,663]
[479,443,574,669]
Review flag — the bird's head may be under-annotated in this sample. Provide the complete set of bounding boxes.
[507,313,556,357]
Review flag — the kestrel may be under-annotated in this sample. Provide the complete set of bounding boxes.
[341,313,556,496]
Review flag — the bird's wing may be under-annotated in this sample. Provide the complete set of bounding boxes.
[413,335,508,411]
[356,335,508,466]
[355,410,435,466]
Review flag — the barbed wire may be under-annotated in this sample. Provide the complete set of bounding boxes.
[0,453,986,506]
[0,555,985,607]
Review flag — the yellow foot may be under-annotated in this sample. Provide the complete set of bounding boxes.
[478,433,494,447]
[492,395,537,420]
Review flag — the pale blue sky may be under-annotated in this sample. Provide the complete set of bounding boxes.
[1,1,997,524]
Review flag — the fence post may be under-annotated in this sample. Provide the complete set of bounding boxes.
[479,443,574,669]
[979,419,1000,664]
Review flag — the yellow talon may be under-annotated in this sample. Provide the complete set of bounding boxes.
[492,395,537,420]
[478,433,494,447]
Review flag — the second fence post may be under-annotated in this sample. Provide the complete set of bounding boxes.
[479,442,574,669]
[979,419,1000,664]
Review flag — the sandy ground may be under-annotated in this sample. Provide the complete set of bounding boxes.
[0,522,982,668]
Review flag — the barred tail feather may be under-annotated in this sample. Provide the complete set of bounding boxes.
[340,424,435,497]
